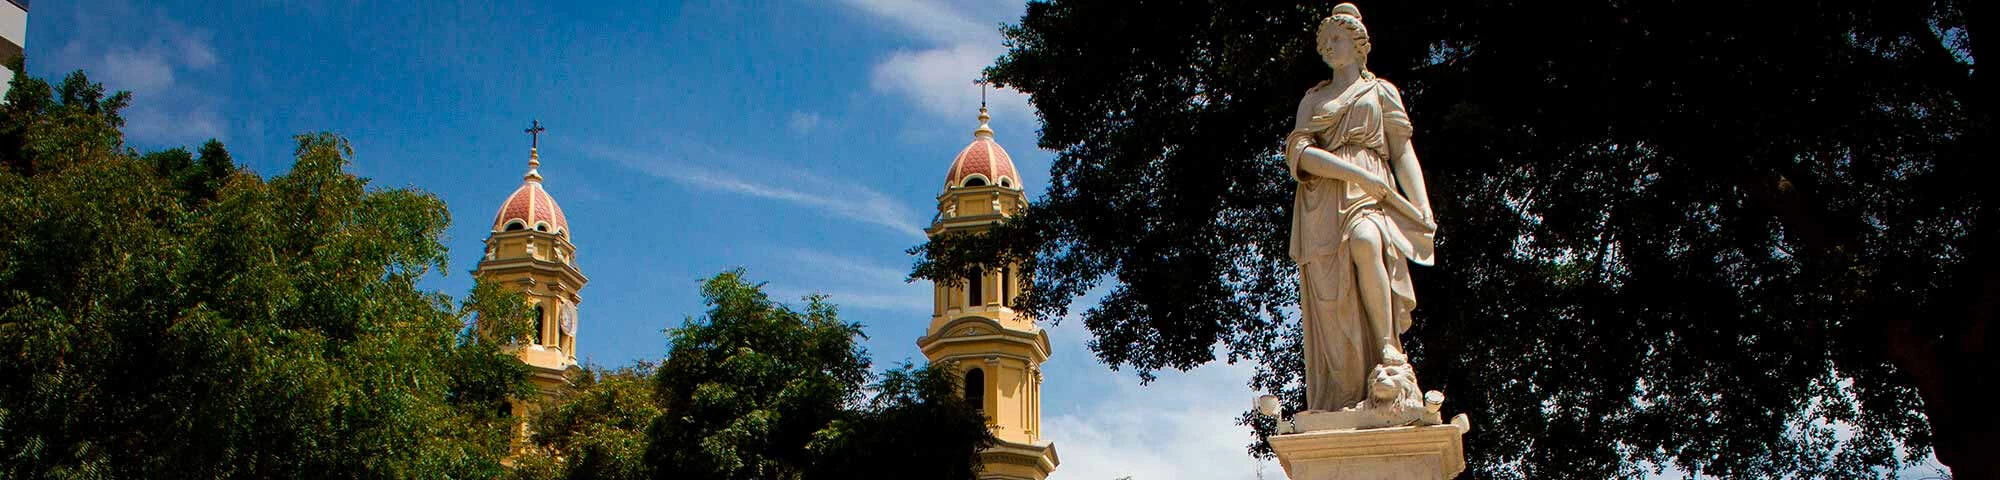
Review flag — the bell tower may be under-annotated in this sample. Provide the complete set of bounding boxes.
[476,120,587,402]
[917,105,1059,480]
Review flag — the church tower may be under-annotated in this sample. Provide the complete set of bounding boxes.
[476,121,587,404]
[918,105,1059,480]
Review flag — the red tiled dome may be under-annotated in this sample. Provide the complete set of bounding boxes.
[944,107,1023,191]
[493,170,569,236]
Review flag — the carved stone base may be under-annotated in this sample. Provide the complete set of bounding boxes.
[1269,415,1470,480]
[1289,406,1442,433]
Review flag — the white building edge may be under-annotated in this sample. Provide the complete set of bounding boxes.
[2,0,27,101]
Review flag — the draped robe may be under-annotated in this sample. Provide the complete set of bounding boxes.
[1285,76,1436,411]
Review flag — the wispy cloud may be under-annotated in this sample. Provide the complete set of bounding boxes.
[836,0,1035,127]
[1041,332,1276,480]
[781,248,912,286]
[770,285,932,314]
[761,248,930,313]
[53,0,226,145]
[98,49,177,94]
[835,0,995,44]
[122,104,225,143]
[585,143,928,239]
[788,111,825,135]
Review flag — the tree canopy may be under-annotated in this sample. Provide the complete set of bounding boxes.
[640,270,995,480]
[514,362,662,480]
[912,1,1990,478]
[0,63,538,478]
[512,271,998,480]
[0,64,1000,480]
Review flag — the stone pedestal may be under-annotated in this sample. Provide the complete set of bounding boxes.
[1269,415,1469,480]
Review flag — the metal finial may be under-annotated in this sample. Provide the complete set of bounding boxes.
[524,119,546,149]
[523,120,547,182]
[975,78,988,108]
[973,80,994,139]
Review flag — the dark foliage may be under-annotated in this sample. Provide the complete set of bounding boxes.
[642,270,995,480]
[813,361,998,479]
[912,1,1990,478]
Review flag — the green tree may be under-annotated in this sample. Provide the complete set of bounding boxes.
[515,362,663,480]
[811,361,997,479]
[0,65,535,478]
[645,270,994,480]
[914,1,1989,478]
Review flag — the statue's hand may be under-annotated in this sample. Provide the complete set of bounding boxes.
[1372,185,1435,232]
[1360,176,1398,199]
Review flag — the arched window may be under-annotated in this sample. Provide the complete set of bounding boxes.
[964,177,988,187]
[967,270,984,306]
[505,221,526,231]
[964,368,986,413]
[1000,264,1011,307]
[533,304,547,345]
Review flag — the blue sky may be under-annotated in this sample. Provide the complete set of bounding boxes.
[29,2,1954,478]
[25,1,1276,478]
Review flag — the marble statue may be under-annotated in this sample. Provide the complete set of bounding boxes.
[1281,2,1442,431]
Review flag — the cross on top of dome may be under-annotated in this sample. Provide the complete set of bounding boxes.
[493,119,570,236]
[945,99,1020,191]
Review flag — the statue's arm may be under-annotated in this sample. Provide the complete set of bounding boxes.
[1387,137,1434,223]
[1296,145,1393,193]
[1289,90,1397,195]
[1345,148,1431,231]
[1286,95,1320,180]
[1294,134,1428,228]
[1378,81,1435,229]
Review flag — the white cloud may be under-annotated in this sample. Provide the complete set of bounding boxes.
[766,248,932,313]
[1043,352,1277,480]
[835,0,996,44]
[771,285,932,314]
[586,143,928,239]
[672,165,925,238]
[870,42,1031,122]
[99,49,176,95]
[788,111,825,135]
[122,105,224,143]
[172,30,219,69]
[55,1,226,145]
[781,248,912,286]
[838,0,1036,128]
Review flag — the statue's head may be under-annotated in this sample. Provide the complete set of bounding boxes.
[1316,3,1372,70]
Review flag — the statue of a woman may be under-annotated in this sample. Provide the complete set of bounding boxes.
[1285,3,1438,415]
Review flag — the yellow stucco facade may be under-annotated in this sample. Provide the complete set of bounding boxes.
[918,106,1060,480]
[475,145,587,444]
